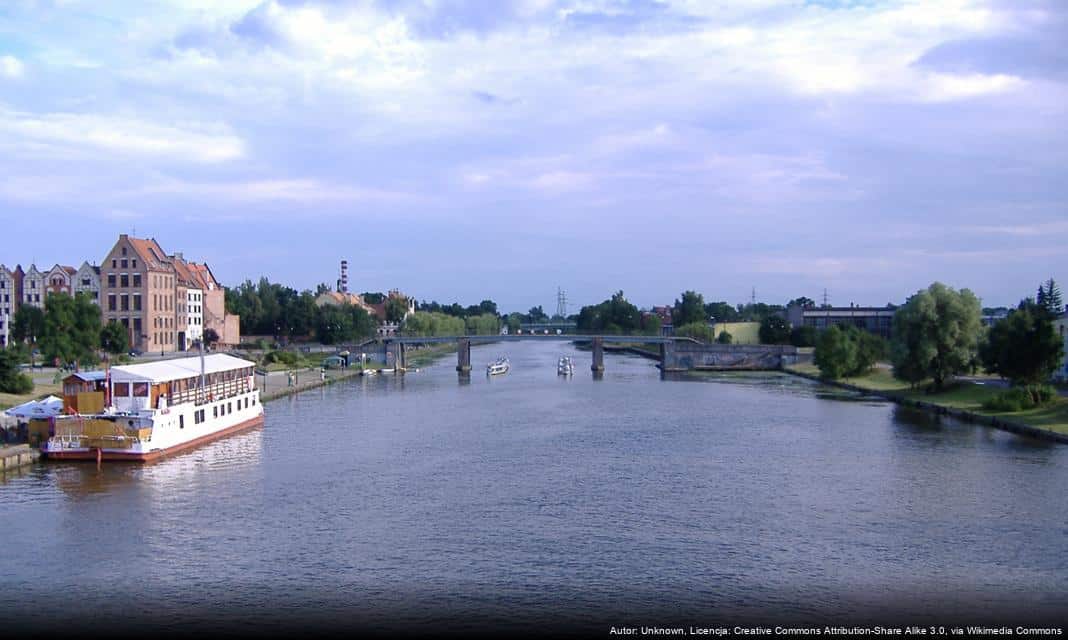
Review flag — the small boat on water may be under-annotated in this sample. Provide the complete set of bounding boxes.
[557,356,574,376]
[360,368,377,377]
[486,356,510,376]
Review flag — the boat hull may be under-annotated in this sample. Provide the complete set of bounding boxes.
[41,414,265,463]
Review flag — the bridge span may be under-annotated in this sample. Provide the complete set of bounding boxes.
[365,334,797,375]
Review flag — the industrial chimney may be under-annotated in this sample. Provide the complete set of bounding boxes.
[340,260,349,294]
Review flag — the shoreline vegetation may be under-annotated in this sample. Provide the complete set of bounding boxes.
[784,363,1068,443]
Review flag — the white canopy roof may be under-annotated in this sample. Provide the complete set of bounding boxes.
[109,354,255,384]
[4,395,64,418]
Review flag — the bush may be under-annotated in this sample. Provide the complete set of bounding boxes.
[674,322,715,343]
[982,384,1057,412]
[716,331,733,344]
[1,371,34,394]
[264,350,299,367]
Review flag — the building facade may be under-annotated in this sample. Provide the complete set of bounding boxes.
[0,264,18,347]
[787,304,897,339]
[1055,313,1068,382]
[101,235,178,353]
[45,264,77,297]
[73,262,101,305]
[21,264,44,309]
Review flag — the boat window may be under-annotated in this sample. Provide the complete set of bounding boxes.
[213,406,218,418]
[114,382,129,396]
[133,383,149,397]
[179,416,184,429]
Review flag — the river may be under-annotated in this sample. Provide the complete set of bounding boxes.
[1,341,1066,635]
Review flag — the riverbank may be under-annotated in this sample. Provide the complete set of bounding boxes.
[785,363,1068,444]
[260,367,363,403]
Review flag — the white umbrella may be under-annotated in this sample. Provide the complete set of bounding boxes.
[4,395,64,418]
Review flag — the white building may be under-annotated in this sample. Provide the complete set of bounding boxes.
[186,287,203,343]
[0,264,15,347]
[1055,314,1068,382]
[45,264,76,297]
[21,264,44,308]
[73,262,101,305]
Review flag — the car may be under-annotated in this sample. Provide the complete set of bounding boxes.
[129,349,143,357]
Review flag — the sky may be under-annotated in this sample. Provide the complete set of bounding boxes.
[0,0,1065,314]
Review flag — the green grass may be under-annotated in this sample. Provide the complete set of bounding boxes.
[787,363,1068,436]
[0,382,63,411]
[714,322,760,345]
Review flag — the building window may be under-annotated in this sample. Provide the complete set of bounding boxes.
[108,274,116,288]
[120,295,129,311]
[112,260,116,268]
[121,259,128,269]
[133,295,141,311]
[132,260,136,269]
[121,247,127,256]
[120,274,129,288]
[133,318,141,334]
[133,274,141,288]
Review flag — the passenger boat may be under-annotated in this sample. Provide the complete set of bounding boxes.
[557,356,574,376]
[41,353,263,463]
[486,356,510,376]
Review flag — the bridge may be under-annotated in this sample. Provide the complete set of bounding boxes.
[355,334,798,375]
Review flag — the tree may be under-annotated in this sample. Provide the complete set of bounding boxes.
[505,312,524,334]
[813,325,883,380]
[673,291,706,327]
[575,292,642,334]
[385,297,408,323]
[39,292,101,367]
[890,282,982,390]
[1040,278,1063,317]
[980,300,1063,402]
[789,325,817,348]
[100,320,130,355]
[814,326,859,380]
[788,297,815,308]
[203,327,220,349]
[674,322,715,342]
[641,313,661,336]
[11,305,44,344]
[759,315,791,344]
[716,330,733,344]
[704,301,739,323]
[0,349,33,394]
[527,306,549,323]
[465,313,499,335]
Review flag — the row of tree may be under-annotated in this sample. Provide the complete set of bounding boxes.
[812,280,1064,402]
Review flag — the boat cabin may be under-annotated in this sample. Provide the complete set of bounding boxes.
[62,371,108,414]
[108,354,257,414]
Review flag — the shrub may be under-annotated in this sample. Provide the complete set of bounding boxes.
[716,331,733,344]
[982,384,1058,412]
[264,350,299,366]
[675,322,715,343]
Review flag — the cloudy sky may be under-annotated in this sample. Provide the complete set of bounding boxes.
[0,0,1064,313]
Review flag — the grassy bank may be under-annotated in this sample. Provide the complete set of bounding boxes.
[404,342,458,368]
[0,382,63,412]
[786,363,1068,437]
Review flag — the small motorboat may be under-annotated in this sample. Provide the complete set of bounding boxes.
[557,356,574,376]
[486,356,510,376]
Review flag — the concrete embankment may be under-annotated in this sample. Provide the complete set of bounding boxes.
[0,445,40,471]
[785,368,1068,445]
[260,367,364,403]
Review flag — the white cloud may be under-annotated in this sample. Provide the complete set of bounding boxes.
[133,177,420,205]
[0,55,24,78]
[920,72,1024,102]
[0,106,244,163]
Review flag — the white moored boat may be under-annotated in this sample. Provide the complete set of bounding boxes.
[557,356,574,376]
[486,356,510,376]
[41,353,264,463]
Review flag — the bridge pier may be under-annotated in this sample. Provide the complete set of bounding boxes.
[456,338,471,374]
[591,337,604,373]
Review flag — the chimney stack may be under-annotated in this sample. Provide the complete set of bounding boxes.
[340,260,349,294]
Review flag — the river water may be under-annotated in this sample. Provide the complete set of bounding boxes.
[2,341,1066,635]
